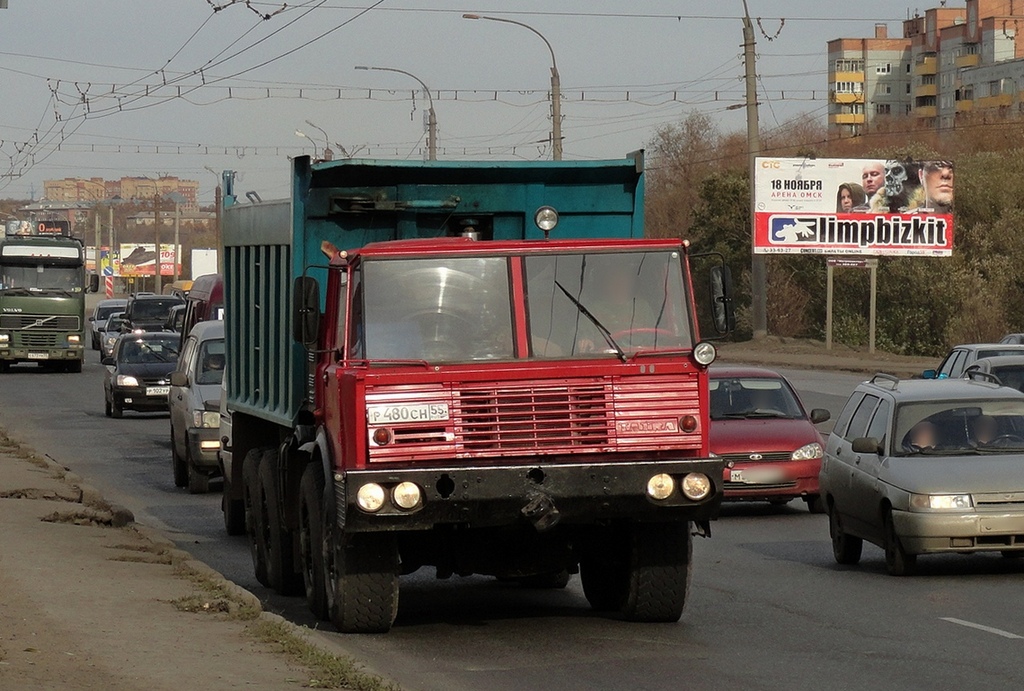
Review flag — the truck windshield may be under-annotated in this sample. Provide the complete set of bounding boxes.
[0,263,82,292]
[360,257,514,362]
[525,250,692,357]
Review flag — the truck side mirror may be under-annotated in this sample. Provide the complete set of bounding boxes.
[293,276,321,347]
[710,265,735,335]
[89,273,100,293]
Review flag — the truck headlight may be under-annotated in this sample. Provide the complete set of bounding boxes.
[680,472,712,501]
[356,483,386,513]
[193,411,220,428]
[392,482,423,510]
[534,206,559,232]
[116,374,139,387]
[68,334,81,344]
[0,333,8,343]
[693,341,716,366]
[791,442,824,461]
[909,493,973,511]
[646,473,675,500]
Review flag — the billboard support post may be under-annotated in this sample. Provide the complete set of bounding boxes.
[826,257,878,353]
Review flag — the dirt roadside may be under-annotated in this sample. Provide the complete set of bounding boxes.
[715,336,937,378]
[0,433,397,691]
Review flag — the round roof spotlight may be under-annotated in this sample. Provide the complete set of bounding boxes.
[534,206,559,238]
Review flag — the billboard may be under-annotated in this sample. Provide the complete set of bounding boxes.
[753,157,954,256]
[119,243,181,277]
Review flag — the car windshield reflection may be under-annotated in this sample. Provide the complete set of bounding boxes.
[710,377,804,420]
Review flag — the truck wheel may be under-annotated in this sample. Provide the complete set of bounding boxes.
[242,449,269,587]
[66,360,83,373]
[0,361,9,374]
[222,489,246,536]
[829,504,862,565]
[581,523,691,622]
[171,431,187,488]
[323,523,400,633]
[257,449,302,595]
[299,463,329,620]
[883,509,916,577]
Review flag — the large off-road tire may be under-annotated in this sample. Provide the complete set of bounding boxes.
[257,449,302,595]
[222,482,246,536]
[171,430,188,488]
[883,509,917,577]
[299,463,329,620]
[323,511,400,633]
[581,522,691,622]
[186,446,210,495]
[242,448,269,587]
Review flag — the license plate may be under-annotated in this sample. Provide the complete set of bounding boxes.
[146,386,170,396]
[742,467,786,484]
[27,352,49,360]
[367,403,449,425]
[730,470,744,482]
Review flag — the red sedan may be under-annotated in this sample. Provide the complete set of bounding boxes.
[710,367,831,513]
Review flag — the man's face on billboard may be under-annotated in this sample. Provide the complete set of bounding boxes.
[923,163,953,207]
[862,163,884,196]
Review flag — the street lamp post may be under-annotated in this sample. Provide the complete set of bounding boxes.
[305,120,334,161]
[355,65,437,161]
[294,129,320,160]
[462,13,562,160]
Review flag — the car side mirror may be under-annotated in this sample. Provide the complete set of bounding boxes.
[292,276,321,347]
[101,356,114,366]
[709,264,736,335]
[810,408,831,424]
[851,437,882,455]
[89,273,100,293]
[921,369,937,379]
[170,371,188,387]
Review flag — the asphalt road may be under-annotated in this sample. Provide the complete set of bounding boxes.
[2,359,1023,691]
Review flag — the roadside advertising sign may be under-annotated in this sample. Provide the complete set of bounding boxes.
[753,157,954,256]
[118,243,181,277]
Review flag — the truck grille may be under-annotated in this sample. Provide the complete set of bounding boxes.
[458,383,612,452]
[18,332,60,348]
[0,314,80,330]
[365,374,704,462]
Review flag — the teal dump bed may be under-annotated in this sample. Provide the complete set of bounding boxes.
[222,154,644,427]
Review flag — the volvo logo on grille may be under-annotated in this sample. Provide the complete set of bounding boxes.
[749,453,763,461]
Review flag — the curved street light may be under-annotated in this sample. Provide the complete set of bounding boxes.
[294,129,320,160]
[462,13,562,160]
[356,65,437,160]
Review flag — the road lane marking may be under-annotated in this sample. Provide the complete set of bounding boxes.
[940,617,1024,639]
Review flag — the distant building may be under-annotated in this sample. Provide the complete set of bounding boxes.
[42,175,200,210]
[827,0,1024,137]
[128,210,215,227]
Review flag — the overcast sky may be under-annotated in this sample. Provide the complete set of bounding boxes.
[0,0,923,203]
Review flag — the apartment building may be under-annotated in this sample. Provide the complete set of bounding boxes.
[827,0,1024,137]
[43,175,200,210]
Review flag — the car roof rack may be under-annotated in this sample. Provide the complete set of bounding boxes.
[869,372,900,390]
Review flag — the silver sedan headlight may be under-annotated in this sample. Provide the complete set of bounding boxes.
[909,493,973,511]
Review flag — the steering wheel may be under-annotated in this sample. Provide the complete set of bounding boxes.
[610,328,676,347]
[987,434,1024,447]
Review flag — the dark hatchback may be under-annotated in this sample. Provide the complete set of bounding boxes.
[102,332,180,418]
[124,294,184,332]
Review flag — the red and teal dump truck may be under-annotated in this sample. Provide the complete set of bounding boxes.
[220,153,732,632]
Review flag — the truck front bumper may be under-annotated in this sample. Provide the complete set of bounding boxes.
[0,345,83,362]
[337,458,723,532]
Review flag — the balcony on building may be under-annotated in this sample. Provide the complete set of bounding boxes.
[830,92,865,104]
[829,113,866,125]
[914,104,938,118]
[914,83,938,97]
[976,93,1014,109]
[955,98,974,113]
[955,53,980,68]
[914,55,938,76]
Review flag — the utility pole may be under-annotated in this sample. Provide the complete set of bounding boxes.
[153,193,162,295]
[355,65,437,160]
[743,0,767,339]
[173,202,180,282]
[94,208,101,285]
[214,182,223,273]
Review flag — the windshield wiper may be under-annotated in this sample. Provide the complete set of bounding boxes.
[553,280,626,363]
[0,287,32,296]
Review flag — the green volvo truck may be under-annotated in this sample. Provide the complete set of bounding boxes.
[0,220,96,373]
